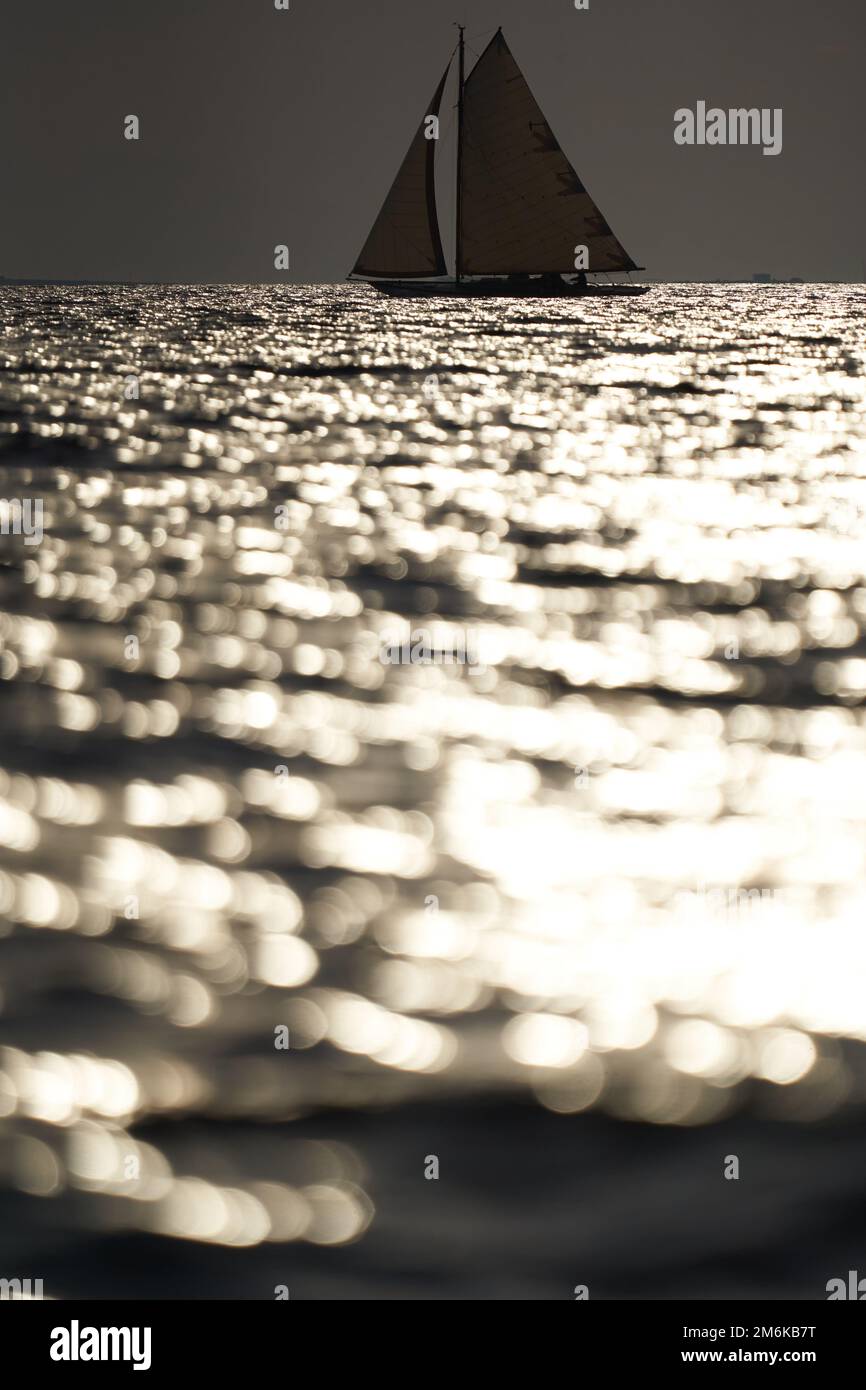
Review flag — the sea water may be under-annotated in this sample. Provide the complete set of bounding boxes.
[0,282,864,1297]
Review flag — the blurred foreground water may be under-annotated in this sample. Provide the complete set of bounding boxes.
[0,283,865,1298]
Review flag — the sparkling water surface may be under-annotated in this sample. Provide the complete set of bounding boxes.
[1,283,865,1297]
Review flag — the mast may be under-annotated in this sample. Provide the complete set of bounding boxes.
[455,24,465,283]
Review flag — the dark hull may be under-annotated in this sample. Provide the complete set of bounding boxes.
[366,279,650,299]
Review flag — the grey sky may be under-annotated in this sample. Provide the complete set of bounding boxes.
[4,0,864,282]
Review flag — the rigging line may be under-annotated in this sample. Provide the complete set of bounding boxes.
[439,87,458,239]
[438,120,457,245]
[437,81,458,271]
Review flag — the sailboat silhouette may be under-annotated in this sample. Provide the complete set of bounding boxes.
[349,27,648,298]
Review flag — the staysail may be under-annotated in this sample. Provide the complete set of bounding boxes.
[351,65,450,279]
[458,30,636,275]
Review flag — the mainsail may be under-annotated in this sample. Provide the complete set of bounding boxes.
[351,66,450,279]
[458,30,636,275]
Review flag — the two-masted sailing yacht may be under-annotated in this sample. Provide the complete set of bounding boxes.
[349,26,648,298]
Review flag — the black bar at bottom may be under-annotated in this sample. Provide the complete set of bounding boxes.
[0,1298,861,1376]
